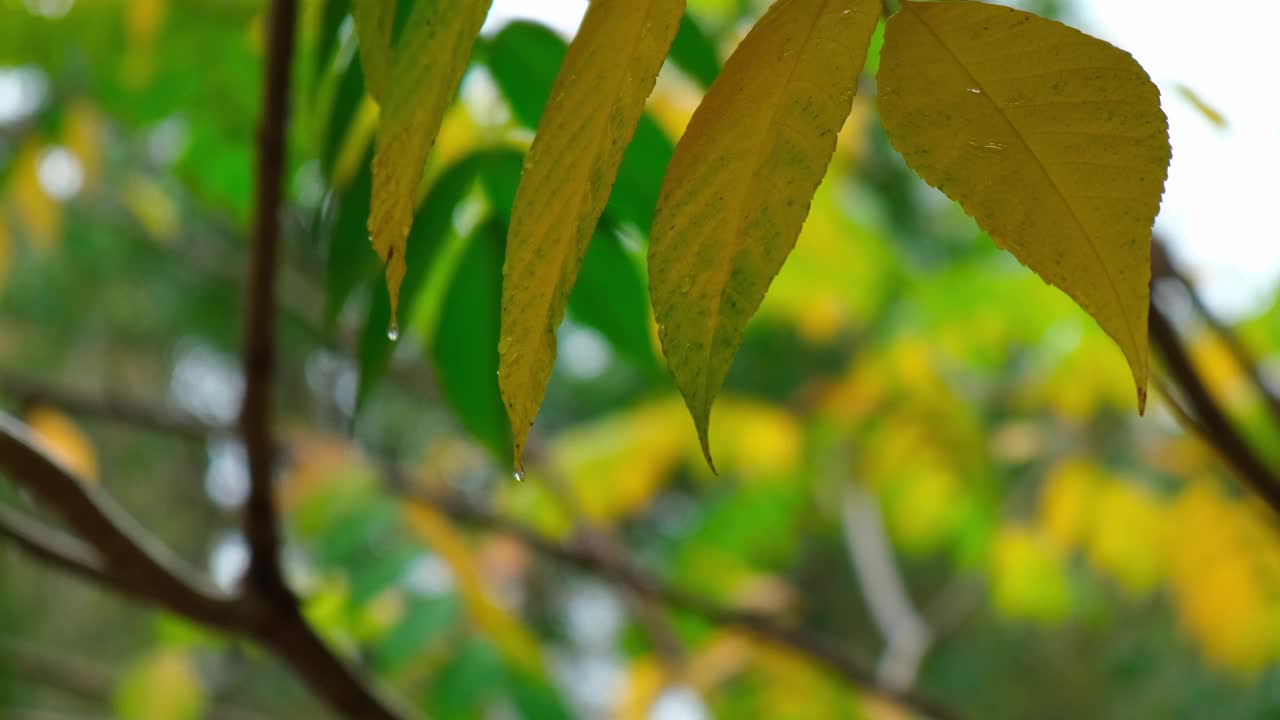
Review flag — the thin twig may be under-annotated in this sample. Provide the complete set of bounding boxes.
[0,370,220,442]
[0,505,116,591]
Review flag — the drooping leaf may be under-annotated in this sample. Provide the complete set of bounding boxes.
[648,0,880,468]
[670,12,721,88]
[478,149,657,371]
[484,21,676,231]
[350,0,393,101]
[499,0,684,469]
[877,0,1170,411]
[432,218,514,466]
[356,151,497,407]
[355,0,491,325]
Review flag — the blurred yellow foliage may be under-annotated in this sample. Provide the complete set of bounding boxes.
[547,396,801,524]
[123,174,181,240]
[403,505,544,676]
[114,649,205,720]
[11,140,61,251]
[990,524,1072,623]
[26,405,98,482]
[1085,480,1167,598]
[0,217,10,288]
[1167,483,1280,674]
[62,100,103,191]
[1039,458,1101,553]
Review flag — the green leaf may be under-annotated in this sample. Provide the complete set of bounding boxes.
[498,0,684,469]
[325,154,378,326]
[356,0,491,325]
[569,223,657,370]
[484,21,566,128]
[648,0,880,468]
[433,217,514,467]
[314,0,348,78]
[670,12,720,88]
[877,0,1171,411]
[321,56,366,178]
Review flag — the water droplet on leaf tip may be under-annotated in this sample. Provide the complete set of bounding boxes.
[387,322,400,341]
[513,469,525,482]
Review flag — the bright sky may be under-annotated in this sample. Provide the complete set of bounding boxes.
[487,0,1280,319]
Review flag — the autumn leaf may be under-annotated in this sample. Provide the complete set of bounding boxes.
[354,0,490,326]
[499,0,685,470]
[877,0,1170,411]
[648,0,880,468]
[350,0,394,102]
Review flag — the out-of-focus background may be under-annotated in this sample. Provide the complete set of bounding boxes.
[1,0,1279,718]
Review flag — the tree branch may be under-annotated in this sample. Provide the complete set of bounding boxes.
[1152,239,1280,427]
[841,484,930,692]
[0,415,246,628]
[238,0,296,603]
[1149,304,1280,514]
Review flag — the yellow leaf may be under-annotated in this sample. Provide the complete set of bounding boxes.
[361,0,490,324]
[402,505,544,675]
[0,217,11,288]
[1176,84,1227,129]
[26,406,98,483]
[878,0,1169,412]
[11,141,61,251]
[648,0,880,468]
[350,0,394,102]
[499,0,685,470]
[62,100,103,191]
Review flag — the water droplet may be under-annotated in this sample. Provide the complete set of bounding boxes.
[387,322,400,342]
[513,469,525,482]
[966,87,982,94]
[679,277,693,294]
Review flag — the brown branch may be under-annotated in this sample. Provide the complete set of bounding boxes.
[1152,239,1280,426]
[1149,305,1280,514]
[238,0,296,603]
[0,415,247,628]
